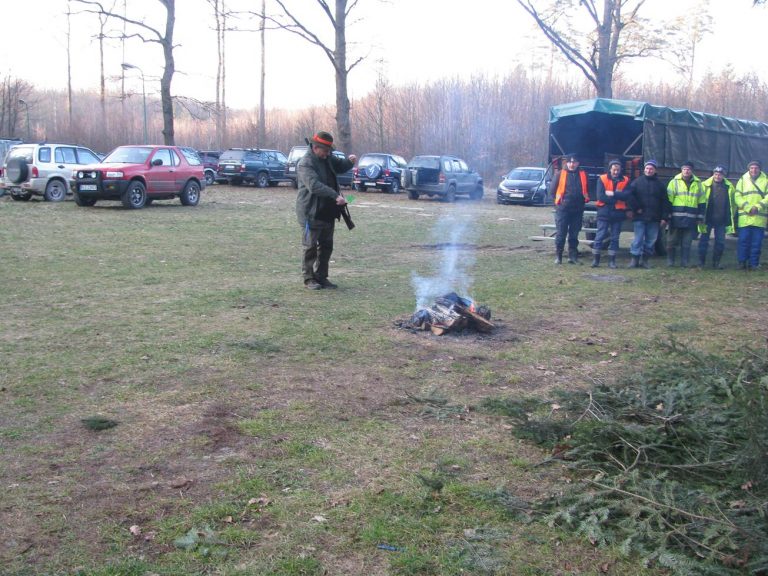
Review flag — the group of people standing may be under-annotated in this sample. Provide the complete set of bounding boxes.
[551,154,768,270]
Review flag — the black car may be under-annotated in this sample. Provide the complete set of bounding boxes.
[286,145,353,188]
[216,148,289,187]
[496,166,551,205]
[353,152,407,193]
[402,155,484,202]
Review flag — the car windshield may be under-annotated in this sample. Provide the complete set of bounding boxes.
[409,156,440,169]
[103,147,153,164]
[220,151,246,161]
[507,169,544,181]
[288,146,308,162]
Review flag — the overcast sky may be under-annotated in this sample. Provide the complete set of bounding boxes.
[2,0,766,111]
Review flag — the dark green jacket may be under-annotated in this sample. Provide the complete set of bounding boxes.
[295,149,354,225]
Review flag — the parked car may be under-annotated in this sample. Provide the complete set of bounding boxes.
[198,150,222,185]
[286,145,354,188]
[496,166,550,205]
[353,152,407,193]
[285,144,307,188]
[69,145,205,209]
[0,142,102,202]
[402,155,484,202]
[216,148,289,187]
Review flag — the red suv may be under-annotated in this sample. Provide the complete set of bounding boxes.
[70,145,205,209]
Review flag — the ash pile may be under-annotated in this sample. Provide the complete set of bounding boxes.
[409,292,494,335]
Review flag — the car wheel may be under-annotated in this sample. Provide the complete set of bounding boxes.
[408,190,419,200]
[256,172,269,188]
[121,180,147,209]
[356,183,367,192]
[11,191,32,201]
[389,178,400,194]
[74,192,97,207]
[445,185,456,203]
[204,170,215,186]
[470,185,483,200]
[44,179,67,202]
[180,180,201,206]
[6,157,29,184]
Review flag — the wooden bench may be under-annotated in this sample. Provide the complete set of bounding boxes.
[529,223,597,245]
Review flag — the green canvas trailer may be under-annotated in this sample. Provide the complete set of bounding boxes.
[536,98,768,245]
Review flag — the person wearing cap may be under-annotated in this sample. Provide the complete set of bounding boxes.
[549,153,589,264]
[734,160,768,270]
[591,159,630,268]
[295,131,356,290]
[697,166,736,269]
[666,161,703,267]
[626,159,670,268]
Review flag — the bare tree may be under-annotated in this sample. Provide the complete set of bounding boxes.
[667,0,712,103]
[516,0,665,98]
[263,0,364,153]
[74,0,178,144]
[206,0,228,148]
[258,0,266,146]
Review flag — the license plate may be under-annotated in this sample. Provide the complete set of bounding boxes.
[287,166,295,173]
[79,184,97,191]
[509,193,525,198]
[365,182,376,186]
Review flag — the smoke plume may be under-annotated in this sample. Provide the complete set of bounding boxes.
[412,212,477,311]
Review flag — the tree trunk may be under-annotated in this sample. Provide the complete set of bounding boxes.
[334,0,352,153]
[258,0,266,146]
[160,0,176,145]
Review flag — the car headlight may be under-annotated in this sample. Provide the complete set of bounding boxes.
[106,171,124,178]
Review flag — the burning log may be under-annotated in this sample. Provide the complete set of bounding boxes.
[409,292,494,335]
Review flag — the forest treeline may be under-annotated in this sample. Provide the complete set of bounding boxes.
[3,65,767,183]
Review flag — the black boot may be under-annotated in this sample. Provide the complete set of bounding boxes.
[640,254,651,269]
[713,247,724,269]
[555,249,563,265]
[568,249,580,265]
[628,255,640,268]
[591,253,601,268]
[667,247,676,267]
[698,254,706,268]
[608,255,617,269]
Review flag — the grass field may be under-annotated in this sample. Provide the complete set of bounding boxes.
[1,185,764,575]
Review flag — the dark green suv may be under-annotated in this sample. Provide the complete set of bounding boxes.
[216,148,289,187]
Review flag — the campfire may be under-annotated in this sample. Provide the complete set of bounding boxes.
[408,292,494,335]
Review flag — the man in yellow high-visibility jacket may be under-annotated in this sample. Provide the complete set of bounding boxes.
[666,161,703,267]
[734,160,768,270]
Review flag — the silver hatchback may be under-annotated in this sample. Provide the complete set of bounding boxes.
[1,143,102,202]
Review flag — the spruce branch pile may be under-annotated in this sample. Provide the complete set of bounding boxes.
[483,339,768,575]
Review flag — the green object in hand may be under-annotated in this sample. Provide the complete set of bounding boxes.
[345,194,355,204]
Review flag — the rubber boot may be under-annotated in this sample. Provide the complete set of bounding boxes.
[627,255,640,268]
[667,247,676,267]
[608,255,617,269]
[591,253,601,268]
[568,249,577,264]
[698,253,706,268]
[640,254,651,269]
[555,249,563,265]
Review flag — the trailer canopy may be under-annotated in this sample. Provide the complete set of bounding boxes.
[548,98,768,176]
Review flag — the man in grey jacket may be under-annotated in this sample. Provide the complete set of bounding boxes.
[295,131,356,290]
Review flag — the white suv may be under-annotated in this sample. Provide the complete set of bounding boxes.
[1,143,102,202]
